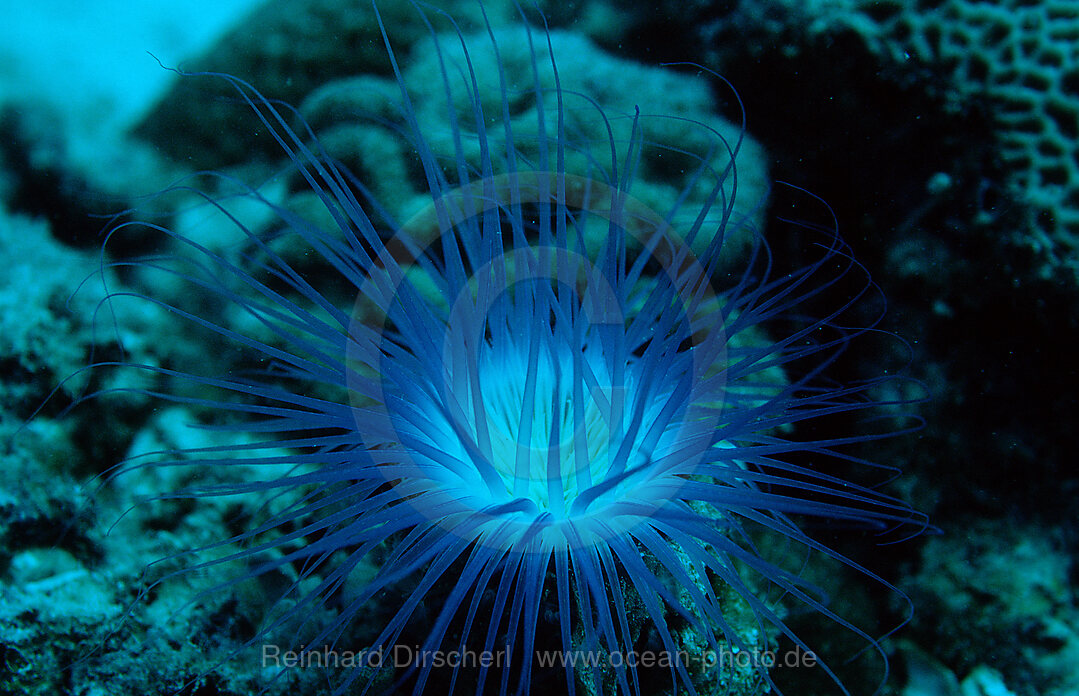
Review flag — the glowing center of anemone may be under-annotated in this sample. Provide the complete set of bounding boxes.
[439,336,662,518]
[481,346,620,508]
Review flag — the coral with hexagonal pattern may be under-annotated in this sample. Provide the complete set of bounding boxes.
[796,0,1079,278]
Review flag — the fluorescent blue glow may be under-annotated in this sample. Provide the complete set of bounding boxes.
[88,4,927,695]
[395,315,677,521]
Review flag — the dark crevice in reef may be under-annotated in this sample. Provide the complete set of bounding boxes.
[0,107,106,250]
[0,493,102,571]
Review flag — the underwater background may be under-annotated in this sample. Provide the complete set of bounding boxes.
[1,0,1077,695]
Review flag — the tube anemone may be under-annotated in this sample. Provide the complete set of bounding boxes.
[83,3,924,695]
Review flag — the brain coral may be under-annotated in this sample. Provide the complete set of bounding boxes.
[298,26,769,259]
[775,0,1079,278]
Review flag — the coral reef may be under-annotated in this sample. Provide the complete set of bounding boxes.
[805,0,1079,279]
[2,0,1076,695]
[907,520,1079,696]
[299,25,768,257]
